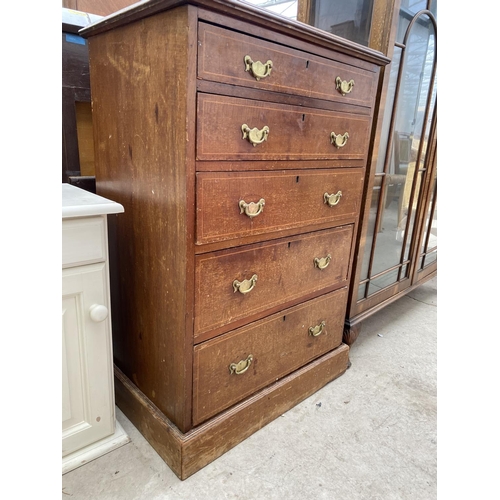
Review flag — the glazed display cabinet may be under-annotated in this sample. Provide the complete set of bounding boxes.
[297,0,437,344]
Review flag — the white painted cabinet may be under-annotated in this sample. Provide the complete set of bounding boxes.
[62,184,129,474]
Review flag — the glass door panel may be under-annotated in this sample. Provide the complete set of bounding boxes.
[369,268,400,295]
[375,46,402,174]
[397,1,430,42]
[419,166,437,269]
[356,182,381,300]
[401,168,424,262]
[370,181,408,278]
[363,6,436,300]
[309,0,375,46]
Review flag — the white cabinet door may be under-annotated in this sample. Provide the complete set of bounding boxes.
[62,262,115,457]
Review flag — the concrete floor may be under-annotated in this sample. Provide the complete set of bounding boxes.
[62,277,437,500]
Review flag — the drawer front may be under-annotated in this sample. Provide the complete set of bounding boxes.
[194,225,353,338]
[62,216,106,268]
[197,94,371,161]
[193,287,348,425]
[198,23,377,108]
[196,168,364,245]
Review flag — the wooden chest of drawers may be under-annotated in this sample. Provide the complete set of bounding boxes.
[81,0,388,480]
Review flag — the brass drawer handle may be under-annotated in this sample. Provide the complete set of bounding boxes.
[336,77,355,96]
[239,198,265,218]
[309,321,326,337]
[330,131,349,149]
[233,274,258,294]
[229,354,254,375]
[324,191,342,207]
[242,124,270,146]
[314,254,331,270]
[244,55,273,81]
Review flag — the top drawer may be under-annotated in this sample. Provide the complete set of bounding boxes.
[197,22,378,109]
[62,216,107,268]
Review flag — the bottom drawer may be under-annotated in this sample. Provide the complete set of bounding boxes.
[192,287,348,426]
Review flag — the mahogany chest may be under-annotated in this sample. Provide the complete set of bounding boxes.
[81,0,389,479]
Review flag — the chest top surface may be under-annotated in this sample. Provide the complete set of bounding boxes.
[62,183,124,219]
[79,0,389,67]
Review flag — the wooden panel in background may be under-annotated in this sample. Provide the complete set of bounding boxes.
[75,101,95,176]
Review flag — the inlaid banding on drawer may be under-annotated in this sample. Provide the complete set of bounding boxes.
[197,22,377,108]
[194,226,353,338]
[196,169,364,245]
[196,94,371,161]
[193,287,348,425]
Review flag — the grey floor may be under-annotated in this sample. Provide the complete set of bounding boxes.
[62,277,437,500]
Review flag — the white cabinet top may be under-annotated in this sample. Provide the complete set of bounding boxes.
[62,183,124,219]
